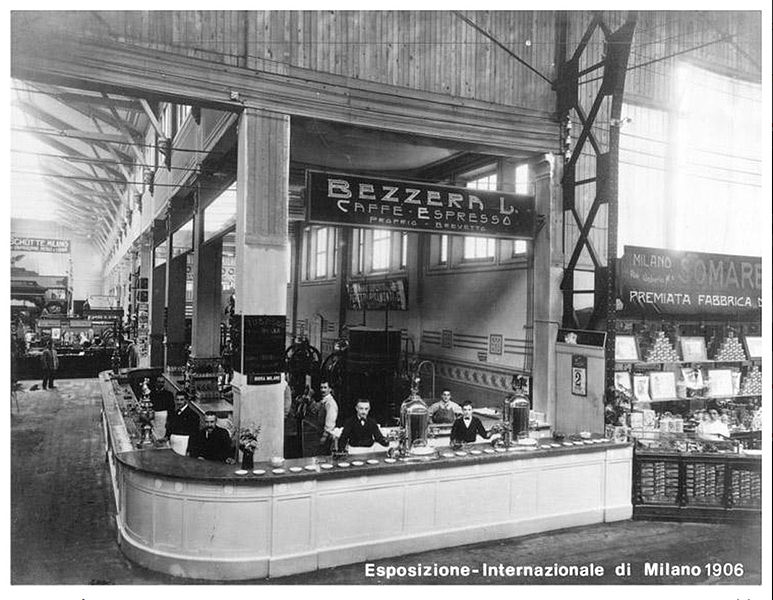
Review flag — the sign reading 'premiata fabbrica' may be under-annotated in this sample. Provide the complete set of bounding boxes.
[617,245,762,319]
[306,170,536,239]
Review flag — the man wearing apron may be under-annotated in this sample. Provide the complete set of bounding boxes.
[428,390,462,424]
[165,393,200,455]
[150,376,175,440]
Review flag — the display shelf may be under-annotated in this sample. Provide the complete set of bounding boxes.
[633,394,762,404]
[615,359,757,367]
[633,448,761,522]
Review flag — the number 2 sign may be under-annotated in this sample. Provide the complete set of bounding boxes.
[571,354,587,396]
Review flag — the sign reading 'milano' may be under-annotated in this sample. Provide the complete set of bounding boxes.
[306,170,535,239]
[617,245,762,318]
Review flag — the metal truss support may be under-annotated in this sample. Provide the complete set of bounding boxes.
[555,12,637,391]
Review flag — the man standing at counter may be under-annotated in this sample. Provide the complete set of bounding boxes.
[338,399,389,451]
[428,390,462,424]
[150,377,175,439]
[318,381,339,453]
[165,393,200,455]
[450,401,491,444]
[189,412,234,463]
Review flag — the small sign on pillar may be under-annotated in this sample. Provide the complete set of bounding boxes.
[571,354,587,396]
[242,315,286,385]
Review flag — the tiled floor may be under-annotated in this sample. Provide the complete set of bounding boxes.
[10,378,763,587]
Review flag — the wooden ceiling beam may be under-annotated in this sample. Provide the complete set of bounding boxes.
[21,128,134,166]
[11,32,558,156]
[30,82,145,143]
[102,93,147,165]
[20,83,144,112]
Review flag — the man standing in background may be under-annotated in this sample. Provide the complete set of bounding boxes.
[40,339,59,390]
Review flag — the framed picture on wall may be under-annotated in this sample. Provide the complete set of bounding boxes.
[708,369,734,397]
[633,374,651,403]
[743,336,763,360]
[649,371,677,401]
[615,335,639,361]
[614,371,632,394]
[680,336,707,362]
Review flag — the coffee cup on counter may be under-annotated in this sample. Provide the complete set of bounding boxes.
[270,456,285,467]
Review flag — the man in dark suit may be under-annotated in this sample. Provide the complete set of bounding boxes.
[40,339,59,390]
[165,393,200,454]
[338,399,389,450]
[450,400,491,445]
[189,411,234,463]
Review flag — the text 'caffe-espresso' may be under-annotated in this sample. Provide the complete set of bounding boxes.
[306,170,536,239]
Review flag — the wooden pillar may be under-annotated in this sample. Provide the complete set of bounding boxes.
[149,223,166,368]
[165,253,188,367]
[233,108,290,461]
[531,154,564,425]
[191,197,223,359]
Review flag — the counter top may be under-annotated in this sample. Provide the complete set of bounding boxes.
[116,437,628,484]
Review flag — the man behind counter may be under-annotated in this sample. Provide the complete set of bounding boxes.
[428,390,462,424]
[189,411,235,463]
[165,392,200,455]
[338,399,389,450]
[450,400,491,444]
[317,381,339,453]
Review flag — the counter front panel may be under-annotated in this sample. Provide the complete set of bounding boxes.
[100,371,633,580]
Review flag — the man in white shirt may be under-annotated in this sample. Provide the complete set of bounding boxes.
[427,390,463,424]
[318,381,339,453]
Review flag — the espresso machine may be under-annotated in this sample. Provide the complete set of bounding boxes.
[389,376,435,458]
[501,375,531,447]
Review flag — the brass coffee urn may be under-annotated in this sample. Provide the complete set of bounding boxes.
[502,375,530,446]
[396,377,434,457]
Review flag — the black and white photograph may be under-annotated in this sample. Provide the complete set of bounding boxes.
[5,3,771,598]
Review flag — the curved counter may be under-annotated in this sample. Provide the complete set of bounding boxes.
[100,371,633,580]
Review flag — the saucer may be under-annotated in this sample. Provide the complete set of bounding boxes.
[234,469,248,475]
[337,462,350,468]
[351,460,365,466]
[454,451,467,456]
[483,448,495,454]
[366,459,379,465]
[272,468,286,474]
[252,469,266,475]
[304,465,317,471]
[289,467,303,473]
[562,442,574,447]
[441,452,455,458]
[495,447,506,453]
[470,450,482,455]
[384,458,397,463]
[320,463,334,469]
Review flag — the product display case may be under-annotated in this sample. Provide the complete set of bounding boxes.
[612,321,762,522]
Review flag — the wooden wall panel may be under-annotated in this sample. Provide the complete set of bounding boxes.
[15,11,760,118]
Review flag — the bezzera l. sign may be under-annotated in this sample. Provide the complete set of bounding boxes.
[306,170,536,239]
